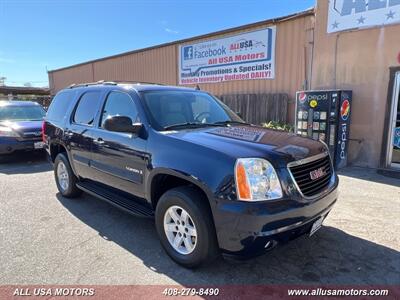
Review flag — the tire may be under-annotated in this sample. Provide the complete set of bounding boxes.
[155,186,219,268]
[54,153,82,198]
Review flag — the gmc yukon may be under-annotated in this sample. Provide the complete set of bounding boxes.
[43,82,338,268]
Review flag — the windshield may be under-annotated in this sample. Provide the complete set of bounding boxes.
[0,105,46,122]
[141,90,244,130]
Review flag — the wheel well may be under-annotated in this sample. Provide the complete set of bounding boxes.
[50,143,67,162]
[150,174,210,210]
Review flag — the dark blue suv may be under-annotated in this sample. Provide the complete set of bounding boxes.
[44,82,338,268]
[0,101,46,155]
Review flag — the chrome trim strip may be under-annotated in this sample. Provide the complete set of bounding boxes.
[256,201,336,237]
[287,151,329,168]
[23,131,42,136]
[287,151,334,200]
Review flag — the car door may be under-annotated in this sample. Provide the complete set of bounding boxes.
[66,90,104,179]
[90,90,148,197]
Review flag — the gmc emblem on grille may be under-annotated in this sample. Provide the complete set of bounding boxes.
[310,167,326,180]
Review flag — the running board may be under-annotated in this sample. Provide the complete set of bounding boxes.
[76,181,154,218]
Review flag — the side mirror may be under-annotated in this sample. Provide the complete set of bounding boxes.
[103,116,142,135]
[236,111,243,118]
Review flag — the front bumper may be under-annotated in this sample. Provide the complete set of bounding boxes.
[0,137,43,154]
[213,176,338,258]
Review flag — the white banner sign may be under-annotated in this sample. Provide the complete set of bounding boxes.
[328,0,400,33]
[178,27,276,85]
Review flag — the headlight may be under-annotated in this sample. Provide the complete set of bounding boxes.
[0,126,19,137]
[234,158,283,201]
[319,139,329,151]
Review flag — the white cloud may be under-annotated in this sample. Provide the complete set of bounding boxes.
[165,28,179,34]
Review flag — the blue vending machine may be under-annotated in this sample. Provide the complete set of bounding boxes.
[295,90,352,170]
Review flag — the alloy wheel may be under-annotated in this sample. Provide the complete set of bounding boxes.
[163,205,197,255]
[57,161,69,192]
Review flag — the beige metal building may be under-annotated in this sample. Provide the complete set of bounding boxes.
[48,9,314,123]
[48,0,400,173]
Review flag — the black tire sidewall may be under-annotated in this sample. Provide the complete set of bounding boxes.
[155,187,218,268]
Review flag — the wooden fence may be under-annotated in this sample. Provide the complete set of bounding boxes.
[218,93,289,125]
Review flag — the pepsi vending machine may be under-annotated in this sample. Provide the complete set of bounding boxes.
[295,90,352,169]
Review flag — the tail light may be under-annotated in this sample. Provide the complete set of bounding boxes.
[42,121,46,142]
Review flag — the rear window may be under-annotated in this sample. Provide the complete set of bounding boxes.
[73,91,102,126]
[46,91,75,121]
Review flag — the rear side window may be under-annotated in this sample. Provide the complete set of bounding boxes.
[73,91,102,126]
[46,91,75,121]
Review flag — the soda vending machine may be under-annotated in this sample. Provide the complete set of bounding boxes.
[295,90,352,169]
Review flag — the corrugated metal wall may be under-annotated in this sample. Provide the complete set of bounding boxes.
[49,45,177,92]
[311,0,400,168]
[92,46,177,84]
[49,63,94,92]
[48,13,314,123]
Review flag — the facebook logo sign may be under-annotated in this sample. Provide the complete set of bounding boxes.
[183,46,193,60]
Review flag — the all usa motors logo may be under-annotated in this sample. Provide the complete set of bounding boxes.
[340,99,350,121]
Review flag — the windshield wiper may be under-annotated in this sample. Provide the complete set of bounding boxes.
[164,122,223,130]
[213,120,251,126]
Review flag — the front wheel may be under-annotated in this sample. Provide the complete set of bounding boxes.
[155,186,219,268]
[54,153,82,198]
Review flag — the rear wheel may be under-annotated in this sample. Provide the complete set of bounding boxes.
[54,153,81,198]
[155,186,219,268]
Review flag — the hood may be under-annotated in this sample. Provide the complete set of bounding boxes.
[161,125,327,168]
[0,120,43,136]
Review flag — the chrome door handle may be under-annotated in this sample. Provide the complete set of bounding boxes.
[94,138,104,144]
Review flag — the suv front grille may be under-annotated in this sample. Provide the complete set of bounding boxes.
[288,153,332,198]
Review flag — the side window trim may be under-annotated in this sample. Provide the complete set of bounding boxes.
[98,90,139,129]
[71,90,104,127]
[47,90,77,122]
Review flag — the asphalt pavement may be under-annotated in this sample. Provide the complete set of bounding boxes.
[0,151,399,285]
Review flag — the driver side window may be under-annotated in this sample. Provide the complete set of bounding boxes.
[100,91,139,128]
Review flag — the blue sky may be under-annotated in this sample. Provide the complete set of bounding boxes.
[0,0,315,87]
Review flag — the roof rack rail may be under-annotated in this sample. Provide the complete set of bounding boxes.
[68,80,117,89]
[68,80,164,89]
[111,80,165,86]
